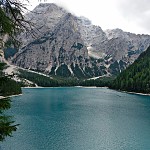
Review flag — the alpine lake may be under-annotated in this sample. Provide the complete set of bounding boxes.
[1,87,150,150]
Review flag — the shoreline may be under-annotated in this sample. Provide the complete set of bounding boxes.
[8,94,23,98]
[0,94,22,100]
[111,88,150,96]
[22,86,150,96]
[22,86,108,89]
[1,87,149,99]
[122,90,150,96]
[0,96,5,99]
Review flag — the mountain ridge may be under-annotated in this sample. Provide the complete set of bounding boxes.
[11,3,150,78]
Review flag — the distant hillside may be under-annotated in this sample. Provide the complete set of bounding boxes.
[110,46,150,94]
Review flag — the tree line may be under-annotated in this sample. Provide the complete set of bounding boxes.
[18,69,113,87]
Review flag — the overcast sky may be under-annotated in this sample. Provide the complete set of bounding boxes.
[26,0,150,35]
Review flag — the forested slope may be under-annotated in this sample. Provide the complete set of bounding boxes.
[110,46,150,93]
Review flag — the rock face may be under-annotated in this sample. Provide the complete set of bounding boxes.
[0,50,4,62]
[77,16,107,59]
[0,36,7,63]
[13,3,150,78]
[14,13,89,77]
[18,3,67,48]
[14,12,106,78]
[77,18,150,75]
[105,29,150,62]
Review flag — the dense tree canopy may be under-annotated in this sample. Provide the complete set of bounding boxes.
[18,69,113,87]
[110,46,150,94]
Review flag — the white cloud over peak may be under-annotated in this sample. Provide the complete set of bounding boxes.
[27,0,150,35]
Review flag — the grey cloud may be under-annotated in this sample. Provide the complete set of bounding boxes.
[117,0,150,34]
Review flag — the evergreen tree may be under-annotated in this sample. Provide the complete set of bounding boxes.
[0,98,19,141]
[0,0,29,141]
[0,0,30,47]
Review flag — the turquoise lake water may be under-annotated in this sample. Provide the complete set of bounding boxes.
[1,87,150,150]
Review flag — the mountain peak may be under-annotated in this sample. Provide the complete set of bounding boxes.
[78,16,92,26]
[33,3,67,14]
[38,3,57,7]
[105,28,125,39]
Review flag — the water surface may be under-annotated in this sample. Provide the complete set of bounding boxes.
[1,87,150,150]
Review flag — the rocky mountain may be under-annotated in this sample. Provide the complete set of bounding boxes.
[12,3,150,78]
[78,22,150,74]
[105,29,150,62]
[14,13,106,78]
[77,16,107,59]
[18,3,67,48]
[14,13,86,76]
